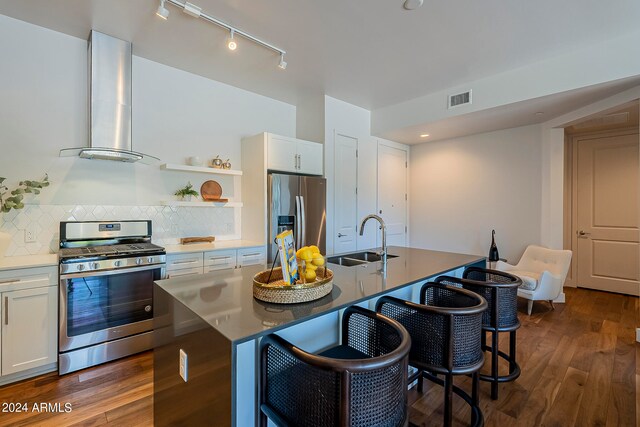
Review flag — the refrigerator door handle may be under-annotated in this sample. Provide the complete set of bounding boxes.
[299,195,306,248]
[295,196,302,249]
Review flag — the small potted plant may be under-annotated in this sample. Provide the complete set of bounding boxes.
[0,175,50,257]
[174,182,199,202]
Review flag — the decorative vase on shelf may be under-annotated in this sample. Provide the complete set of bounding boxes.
[488,229,500,262]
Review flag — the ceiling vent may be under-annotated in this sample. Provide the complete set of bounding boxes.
[448,90,472,109]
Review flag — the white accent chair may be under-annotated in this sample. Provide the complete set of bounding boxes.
[495,245,572,315]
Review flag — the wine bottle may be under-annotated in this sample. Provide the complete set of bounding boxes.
[488,229,500,262]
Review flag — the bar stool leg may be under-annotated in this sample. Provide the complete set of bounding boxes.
[491,331,499,400]
[418,372,424,393]
[509,330,517,374]
[259,411,267,427]
[444,373,453,427]
[471,372,480,426]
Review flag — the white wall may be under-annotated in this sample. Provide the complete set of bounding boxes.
[0,14,296,254]
[409,124,542,262]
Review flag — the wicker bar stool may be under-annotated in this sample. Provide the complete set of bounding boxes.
[259,305,411,427]
[376,283,487,427]
[435,267,521,400]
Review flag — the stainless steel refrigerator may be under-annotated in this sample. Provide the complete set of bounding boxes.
[267,173,326,263]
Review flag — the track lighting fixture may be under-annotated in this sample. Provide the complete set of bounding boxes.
[156,0,286,69]
[278,54,287,70]
[156,0,169,20]
[226,29,237,51]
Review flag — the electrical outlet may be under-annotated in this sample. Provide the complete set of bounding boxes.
[179,349,188,382]
[25,225,37,243]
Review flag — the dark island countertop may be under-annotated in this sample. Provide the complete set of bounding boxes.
[154,246,484,344]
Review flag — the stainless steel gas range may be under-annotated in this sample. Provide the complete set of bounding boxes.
[58,220,166,374]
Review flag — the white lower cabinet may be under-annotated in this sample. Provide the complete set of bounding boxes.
[166,246,266,278]
[0,266,58,379]
[236,247,266,268]
[204,249,237,272]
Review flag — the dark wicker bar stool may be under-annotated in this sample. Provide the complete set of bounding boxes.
[376,283,487,427]
[259,305,411,427]
[435,267,521,400]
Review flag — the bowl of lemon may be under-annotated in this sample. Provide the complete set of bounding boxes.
[252,245,333,304]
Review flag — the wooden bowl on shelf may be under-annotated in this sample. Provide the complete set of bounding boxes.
[200,180,228,202]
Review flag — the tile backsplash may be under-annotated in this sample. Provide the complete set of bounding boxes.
[0,205,237,256]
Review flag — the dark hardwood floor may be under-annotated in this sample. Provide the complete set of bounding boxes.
[0,287,637,426]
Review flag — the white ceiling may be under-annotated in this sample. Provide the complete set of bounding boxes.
[1,0,640,140]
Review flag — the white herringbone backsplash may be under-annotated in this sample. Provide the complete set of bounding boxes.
[0,205,237,256]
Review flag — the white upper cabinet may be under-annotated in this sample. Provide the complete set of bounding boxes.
[267,134,299,173]
[296,139,323,176]
[266,134,323,176]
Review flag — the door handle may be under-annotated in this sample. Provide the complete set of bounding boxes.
[4,296,8,325]
[577,230,591,238]
[338,233,346,238]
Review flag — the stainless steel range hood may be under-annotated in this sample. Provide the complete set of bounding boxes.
[60,31,159,164]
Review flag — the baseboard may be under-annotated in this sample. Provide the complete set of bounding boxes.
[553,292,566,303]
[636,328,640,343]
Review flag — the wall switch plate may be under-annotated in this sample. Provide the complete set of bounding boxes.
[25,225,37,243]
[179,349,188,382]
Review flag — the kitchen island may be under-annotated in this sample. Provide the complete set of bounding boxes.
[153,246,484,426]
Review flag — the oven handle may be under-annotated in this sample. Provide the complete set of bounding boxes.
[60,263,165,280]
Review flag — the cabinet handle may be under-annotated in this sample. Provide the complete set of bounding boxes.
[0,278,19,285]
[172,260,198,265]
[209,256,231,261]
[298,154,301,170]
[4,296,8,325]
[242,253,261,257]
[294,153,298,169]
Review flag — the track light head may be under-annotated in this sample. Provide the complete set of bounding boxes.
[278,54,287,70]
[226,29,237,51]
[156,0,169,19]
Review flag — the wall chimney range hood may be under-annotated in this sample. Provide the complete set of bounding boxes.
[60,31,159,164]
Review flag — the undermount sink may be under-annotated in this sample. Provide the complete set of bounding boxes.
[327,251,398,267]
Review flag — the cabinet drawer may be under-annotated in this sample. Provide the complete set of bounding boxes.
[0,267,57,292]
[204,250,237,271]
[237,247,266,267]
[166,253,204,272]
[165,267,204,279]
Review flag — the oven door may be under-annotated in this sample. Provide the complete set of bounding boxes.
[59,264,164,352]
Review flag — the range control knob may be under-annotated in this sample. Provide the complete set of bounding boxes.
[114,260,122,267]
[92,262,100,270]
[147,257,154,263]
[136,258,143,265]
[77,264,85,271]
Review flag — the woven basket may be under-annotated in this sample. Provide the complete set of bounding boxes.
[253,267,334,304]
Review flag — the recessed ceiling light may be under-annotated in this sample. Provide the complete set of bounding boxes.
[403,0,424,10]
[535,112,544,116]
[420,134,429,138]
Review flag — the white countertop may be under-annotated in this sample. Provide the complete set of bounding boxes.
[163,240,264,255]
[0,254,58,272]
[0,240,264,271]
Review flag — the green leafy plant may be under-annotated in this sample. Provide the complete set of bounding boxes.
[174,182,199,199]
[0,175,50,213]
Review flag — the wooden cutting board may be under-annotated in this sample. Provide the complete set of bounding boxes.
[180,236,216,245]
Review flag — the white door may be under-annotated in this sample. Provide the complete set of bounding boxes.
[575,131,639,295]
[2,286,57,375]
[267,135,298,173]
[334,134,358,254]
[297,140,323,176]
[378,144,408,247]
